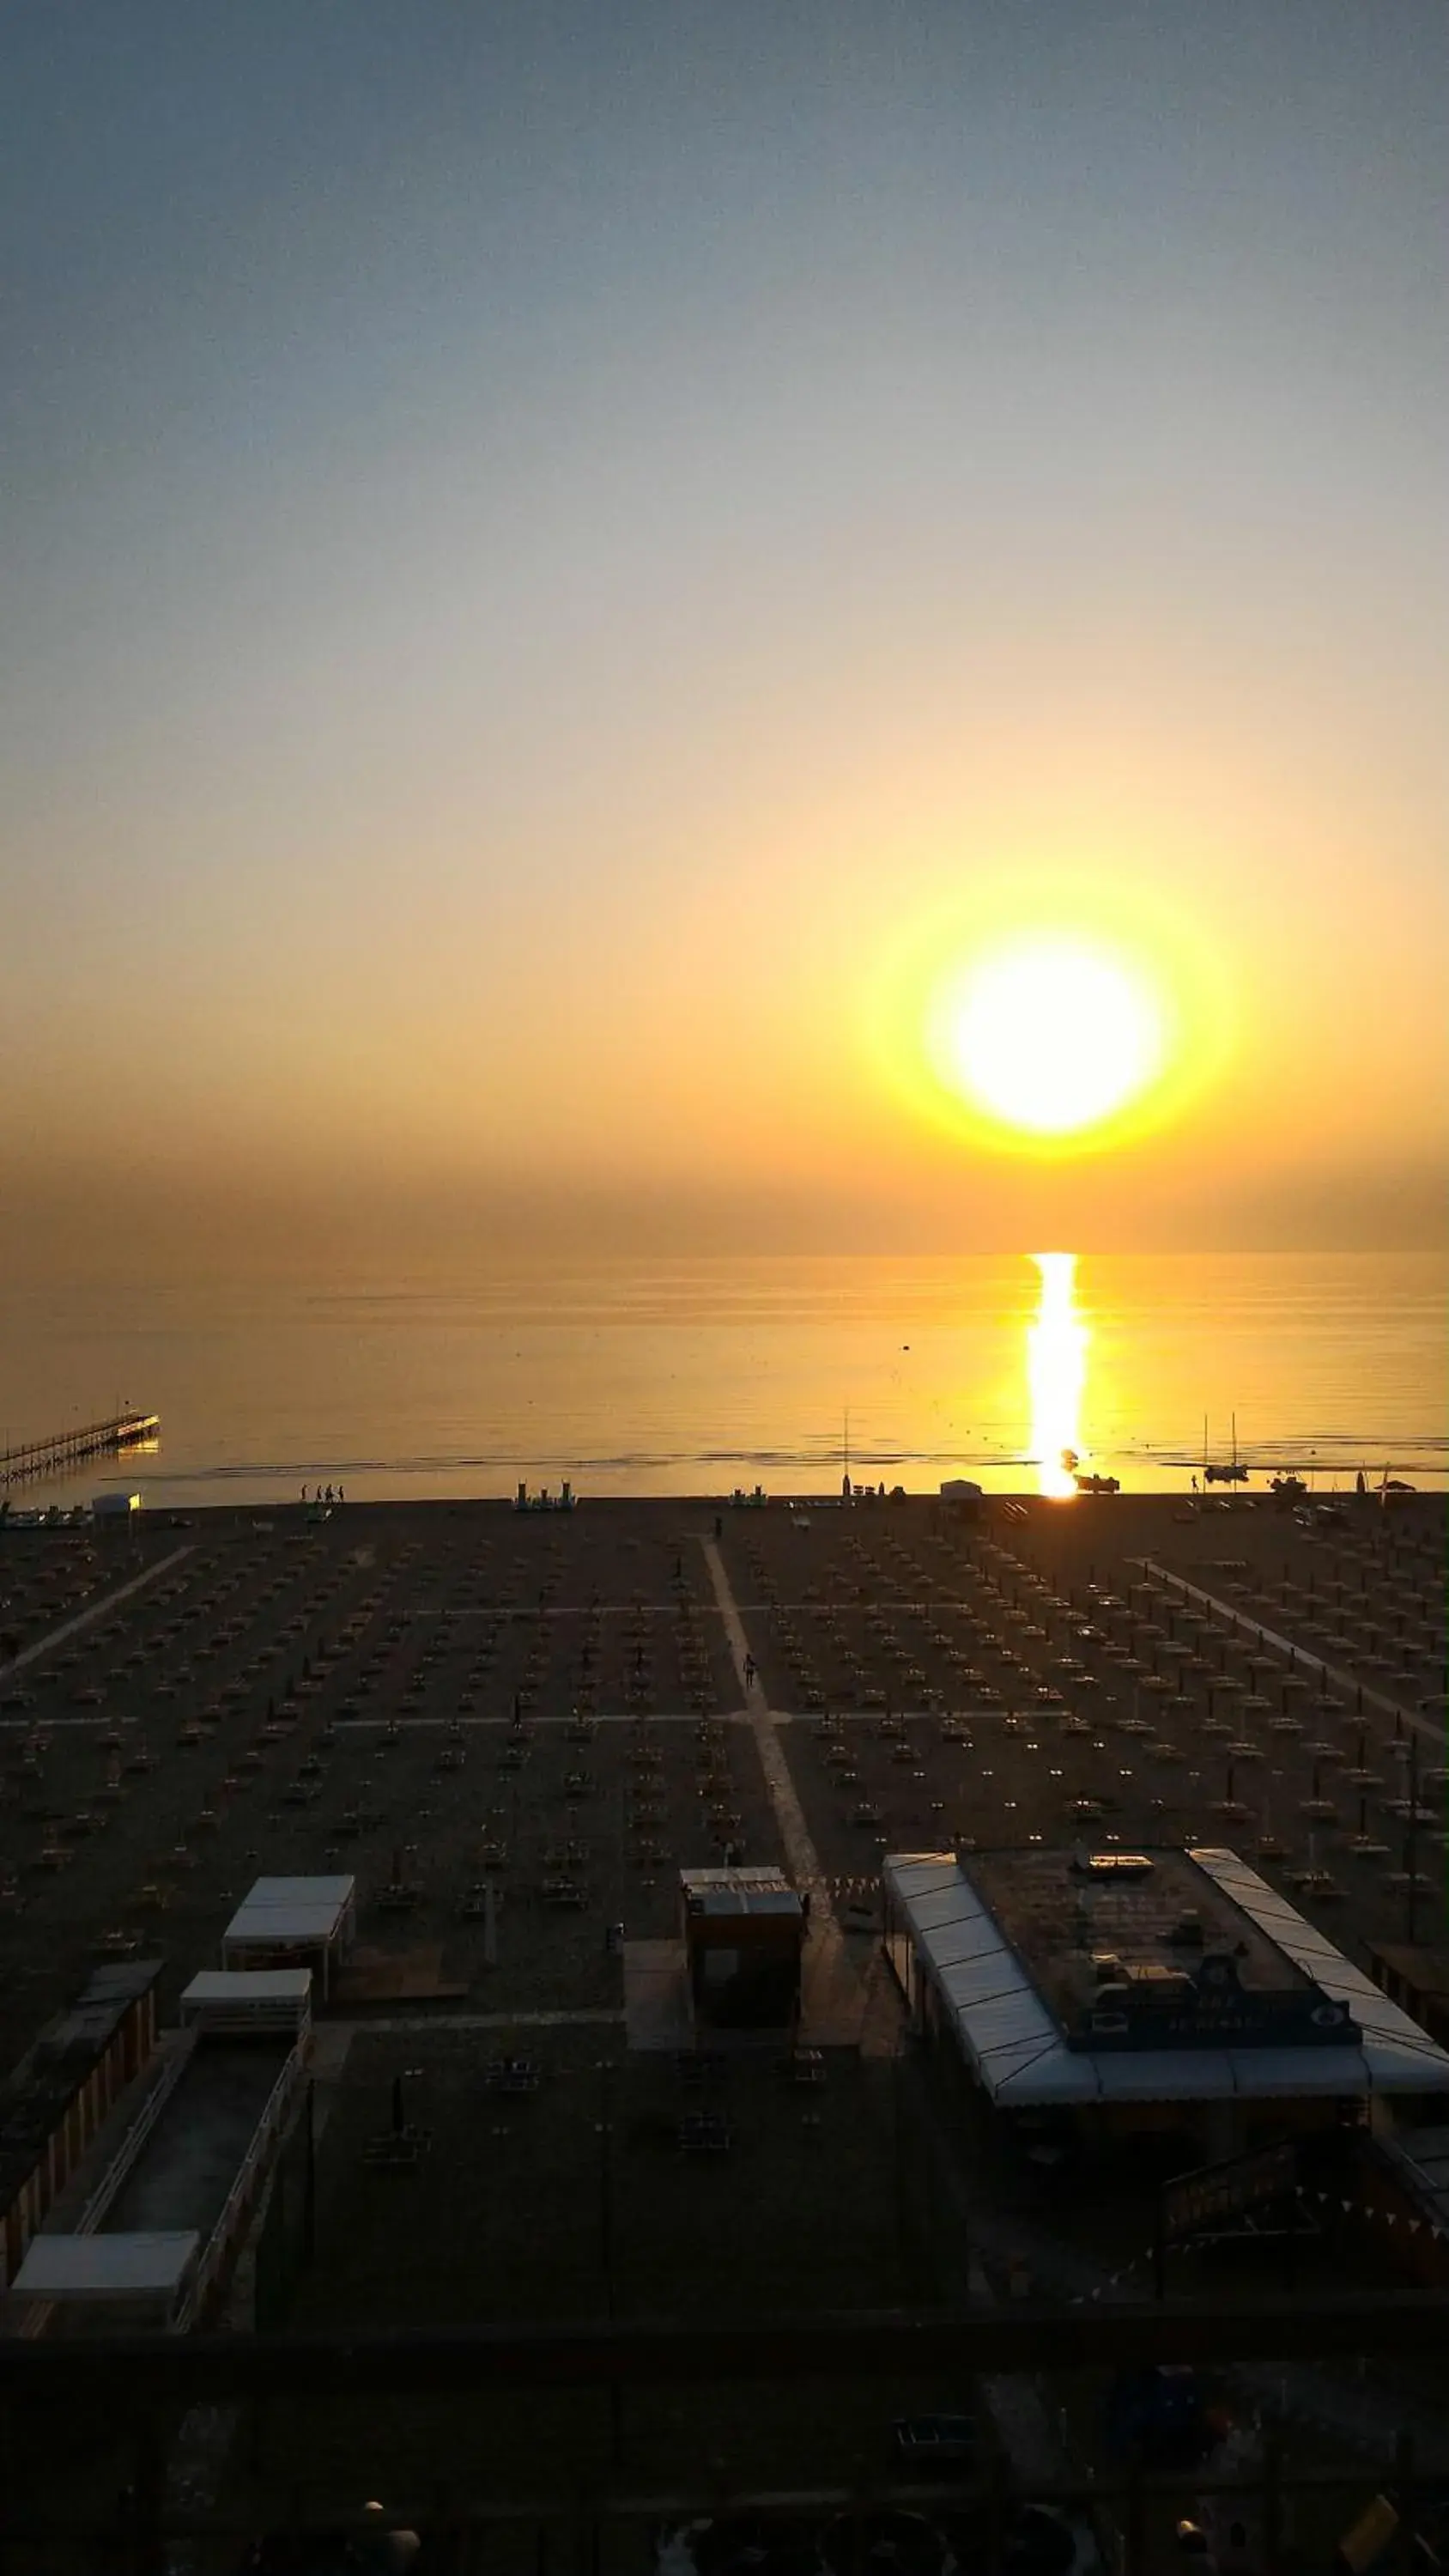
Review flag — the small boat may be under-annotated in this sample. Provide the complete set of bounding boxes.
[1074,1471,1120,1495]
[1203,1412,1249,1485]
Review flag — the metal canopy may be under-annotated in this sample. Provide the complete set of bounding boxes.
[1191,1846,1449,2090]
[222,1874,354,1947]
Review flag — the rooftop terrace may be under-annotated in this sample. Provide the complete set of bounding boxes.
[967,1845,1343,2050]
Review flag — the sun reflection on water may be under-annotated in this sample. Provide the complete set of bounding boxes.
[1028,1251,1087,1499]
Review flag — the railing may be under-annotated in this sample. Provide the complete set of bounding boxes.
[174,2038,306,2331]
[75,2032,197,2238]
[8,2035,198,2339]
[0,1412,161,1486]
[0,2389,1440,2571]
[179,1995,312,2038]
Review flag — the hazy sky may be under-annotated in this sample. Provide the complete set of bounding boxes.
[5,3,1446,1263]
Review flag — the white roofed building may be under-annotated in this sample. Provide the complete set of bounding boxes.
[180,1968,312,2037]
[221,1875,355,1999]
[883,1844,1449,2162]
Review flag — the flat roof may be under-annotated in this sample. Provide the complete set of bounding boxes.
[680,1868,794,1891]
[223,1875,354,1947]
[680,1866,803,1920]
[967,1845,1324,2046]
[12,2230,199,2300]
[181,1970,312,2005]
[883,1849,1449,2107]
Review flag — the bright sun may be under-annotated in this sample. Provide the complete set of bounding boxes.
[937,934,1165,1139]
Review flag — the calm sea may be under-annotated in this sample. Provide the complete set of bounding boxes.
[1,1253,1445,1508]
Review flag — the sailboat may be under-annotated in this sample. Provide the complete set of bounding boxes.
[1203,1412,1249,1485]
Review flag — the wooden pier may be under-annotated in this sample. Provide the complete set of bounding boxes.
[0,1412,161,1489]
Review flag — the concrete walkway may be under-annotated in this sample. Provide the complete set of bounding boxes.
[1140,1559,1441,1753]
[3,1542,193,1677]
[700,1537,867,2037]
[334,1710,755,1730]
[700,1537,831,1911]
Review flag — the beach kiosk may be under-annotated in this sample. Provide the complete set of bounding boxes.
[180,1967,312,2041]
[221,1875,355,2002]
[679,1866,806,2031]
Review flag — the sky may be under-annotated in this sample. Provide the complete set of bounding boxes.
[5,1,1446,1269]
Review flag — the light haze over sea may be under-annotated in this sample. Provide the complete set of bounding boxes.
[3,1252,1444,1510]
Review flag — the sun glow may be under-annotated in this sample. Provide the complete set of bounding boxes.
[940,937,1163,1139]
[1028,1250,1087,1501]
[867,874,1233,1163]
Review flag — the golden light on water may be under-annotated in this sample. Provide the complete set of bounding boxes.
[1028,1250,1087,1499]
[941,936,1163,1139]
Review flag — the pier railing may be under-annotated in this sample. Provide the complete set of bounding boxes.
[0,1412,160,1488]
[174,2036,309,2333]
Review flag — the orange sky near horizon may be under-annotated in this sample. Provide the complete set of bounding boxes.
[4,7,1446,1263]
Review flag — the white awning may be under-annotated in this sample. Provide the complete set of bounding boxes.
[182,1970,312,2006]
[884,1850,1449,2109]
[12,2231,199,2300]
[1189,1848,1449,2093]
[223,1874,354,1947]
